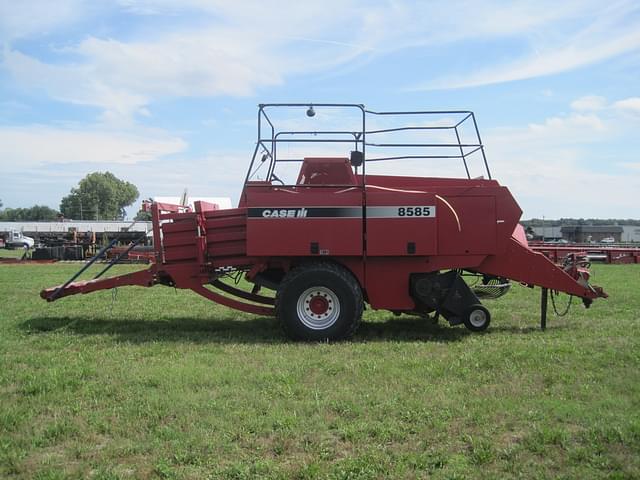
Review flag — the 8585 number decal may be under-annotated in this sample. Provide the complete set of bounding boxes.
[397,206,433,217]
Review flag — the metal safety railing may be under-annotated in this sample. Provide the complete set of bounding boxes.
[244,103,489,186]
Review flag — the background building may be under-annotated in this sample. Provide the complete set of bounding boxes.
[529,224,640,243]
[560,225,624,243]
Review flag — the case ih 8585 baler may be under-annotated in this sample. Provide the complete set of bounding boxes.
[41,104,607,340]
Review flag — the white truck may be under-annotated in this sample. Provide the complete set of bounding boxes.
[4,229,35,249]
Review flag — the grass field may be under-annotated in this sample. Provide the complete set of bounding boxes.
[0,262,639,479]
[0,248,30,260]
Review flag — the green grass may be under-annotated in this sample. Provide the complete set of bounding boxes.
[0,248,29,259]
[0,263,639,479]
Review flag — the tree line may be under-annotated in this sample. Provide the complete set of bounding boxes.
[0,172,143,222]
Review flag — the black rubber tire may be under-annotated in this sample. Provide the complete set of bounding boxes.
[463,304,491,332]
[276,262,363,341]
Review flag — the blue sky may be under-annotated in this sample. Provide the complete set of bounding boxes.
[1,0,639,219]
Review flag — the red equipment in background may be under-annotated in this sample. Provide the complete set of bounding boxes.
[530,242,640,264]
[41,104,607,340]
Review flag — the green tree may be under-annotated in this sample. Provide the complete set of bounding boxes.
[0,205,59,221]
[134,209,152,221]
[60,172,139,220]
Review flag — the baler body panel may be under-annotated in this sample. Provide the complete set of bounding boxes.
[365,189,437,256]
[435,195,496,255]
[244,183,363,257]
[200,206,248,261]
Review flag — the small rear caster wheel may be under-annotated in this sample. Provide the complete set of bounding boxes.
[463,304,491,332]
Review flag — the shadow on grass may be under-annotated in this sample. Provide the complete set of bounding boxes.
[489,324,571,334]
[20,315,480,344]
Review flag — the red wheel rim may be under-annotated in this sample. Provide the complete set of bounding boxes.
[308,295,329,315]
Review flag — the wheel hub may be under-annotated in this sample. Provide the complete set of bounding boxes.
[309,295,329,315]
[469,309,487,327]
[296,286,341,330]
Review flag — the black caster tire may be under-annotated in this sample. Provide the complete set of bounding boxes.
[463,304,491,332]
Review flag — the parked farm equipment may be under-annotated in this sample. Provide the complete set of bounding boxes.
[41,104,607,340]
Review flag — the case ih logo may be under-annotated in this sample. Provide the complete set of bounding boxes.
[261,208,308,218]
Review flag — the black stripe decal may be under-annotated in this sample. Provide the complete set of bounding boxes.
[248,206,436,219]
[248,207,361,218]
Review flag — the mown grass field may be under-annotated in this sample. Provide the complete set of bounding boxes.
[0,261,639,479]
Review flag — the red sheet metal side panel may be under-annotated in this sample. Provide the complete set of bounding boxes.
[202,208,247,261]
[207,231,246,243]
[164,245,198,262]
[364,255,487,310]
[248,218,362,257]
[365,175,499,189]
[366,191,437,256]
[494,187,523,254]
[363,177,521,258]
[194,200,219,213]
[162,218,198,233]
[202,207,246,219]
[205,217,246,229]
[209,243,246,257]
[437,195,497,255]
[245,186,363,257]
[162,231,198,248]
[161,215,200,263]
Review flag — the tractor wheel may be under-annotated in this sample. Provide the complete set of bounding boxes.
[276,262,363,341]
[463,304,491,332]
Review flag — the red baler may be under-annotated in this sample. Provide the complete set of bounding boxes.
[41,104,607,340]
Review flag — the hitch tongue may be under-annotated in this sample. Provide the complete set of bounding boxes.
[562,253,608,301]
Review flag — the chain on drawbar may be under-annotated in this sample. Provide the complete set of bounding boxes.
[550,290,573,316]
[110,287,118,315]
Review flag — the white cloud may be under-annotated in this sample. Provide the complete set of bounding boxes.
[485,99,640,217]
[0,125,186,168]
[0,123,189,211]
[0,0,88,42]
[2,2,371,122]
[409,1,640,90]
[2,49,151,123]
[6,0,635,122]
[354,0,599,53]
[2,2,639,220]
[571,95,607,111]
[489,113,608,151]
[621,162,640,171]
[568,95,640,118]
[77,152,250,214]
[613,97,640,113]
